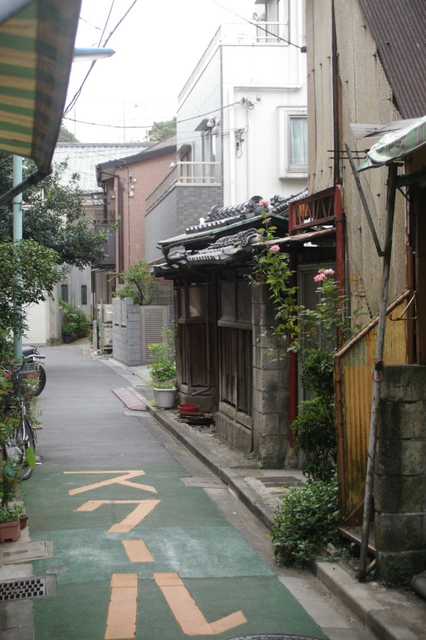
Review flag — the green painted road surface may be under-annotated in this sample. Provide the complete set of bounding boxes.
[24,466,327,640]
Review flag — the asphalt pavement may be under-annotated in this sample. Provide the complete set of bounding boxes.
[0,340,425,640]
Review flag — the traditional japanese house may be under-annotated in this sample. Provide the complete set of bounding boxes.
[153,193,304,467]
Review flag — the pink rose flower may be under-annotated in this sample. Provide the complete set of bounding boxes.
[270,244,280,252]
[314,272,326,282]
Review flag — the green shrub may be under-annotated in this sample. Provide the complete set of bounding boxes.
[271,470,339,566]
[60,299,90,337]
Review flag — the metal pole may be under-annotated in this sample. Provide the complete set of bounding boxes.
[12,155,23,360]
[358,162,398,580]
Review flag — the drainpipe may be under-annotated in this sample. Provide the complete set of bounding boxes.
[331,0,341,185]
[229,87,236,204]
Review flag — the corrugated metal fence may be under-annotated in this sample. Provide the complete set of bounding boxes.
[335,291,411,516]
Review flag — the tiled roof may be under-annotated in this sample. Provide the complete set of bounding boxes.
[359,0,426,118]
[52,142,149,193]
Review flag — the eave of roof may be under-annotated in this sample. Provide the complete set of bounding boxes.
[157,213,288,251]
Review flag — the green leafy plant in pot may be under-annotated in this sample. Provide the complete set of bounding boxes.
[0,458,25,541]
[148,328,177,408]
[148,328,176,389]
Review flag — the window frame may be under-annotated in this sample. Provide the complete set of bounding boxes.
[277,107,308,178]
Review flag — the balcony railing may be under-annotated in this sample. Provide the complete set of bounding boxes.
[146,161,221,212]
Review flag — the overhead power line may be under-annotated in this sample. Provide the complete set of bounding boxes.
[63,97,252,132]
[64,0,139,116]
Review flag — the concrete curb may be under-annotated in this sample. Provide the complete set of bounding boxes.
[315,563,419,640]
[142,402,421,640]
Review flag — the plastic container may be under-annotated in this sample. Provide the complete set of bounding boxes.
[178,403,200,414]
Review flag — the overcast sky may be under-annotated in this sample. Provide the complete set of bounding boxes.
[63,0,257,144]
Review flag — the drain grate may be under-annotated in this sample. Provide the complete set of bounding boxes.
[257,476,301,488]
[0,577,53,601]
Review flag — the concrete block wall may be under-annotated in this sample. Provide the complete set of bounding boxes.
[251,282,290,468]
[112,298,142,366]
[375,365,426,584]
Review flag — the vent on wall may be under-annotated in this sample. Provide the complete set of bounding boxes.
[141,306,170,364]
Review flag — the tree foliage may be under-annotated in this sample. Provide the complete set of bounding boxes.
[58,124,79,142]
[0,154,107,269]
[111,260,157,306]
[147,117,176,142]
[0,239,64,336]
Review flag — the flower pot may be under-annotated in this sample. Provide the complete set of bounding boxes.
[20,513,29,529]
[63,334,73,344]
[178,403,200,414]
[153,387,176,409]
[0,519,21,543]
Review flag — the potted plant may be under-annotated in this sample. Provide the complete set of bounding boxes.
[148,328,177,409]
[60,299,90,343]
[0,458,24,543]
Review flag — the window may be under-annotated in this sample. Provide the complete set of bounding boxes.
[278,107,308,178]
[290,116,307,168]
[259,0,289,42]
[81,285,88,306]
[219,279,251,327]
[60,284,68,302]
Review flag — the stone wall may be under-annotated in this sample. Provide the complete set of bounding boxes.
[251,282,290,467]
[375,365,426,584]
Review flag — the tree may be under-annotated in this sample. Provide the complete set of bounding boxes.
[58,125,79,142]
[0,239,64,338]
[147,117,176,142]
[111,260,157,306]
[0,155,108,269]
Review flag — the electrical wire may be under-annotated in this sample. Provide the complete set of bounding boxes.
[64,0,139,116]
[63,97,249,131]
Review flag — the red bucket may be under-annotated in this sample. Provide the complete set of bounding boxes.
[178,403,200,414]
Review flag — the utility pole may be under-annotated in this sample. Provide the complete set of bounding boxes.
[13,154,23,360]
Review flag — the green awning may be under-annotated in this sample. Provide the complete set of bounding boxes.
[0,0,82,174]
[358,115,426,172]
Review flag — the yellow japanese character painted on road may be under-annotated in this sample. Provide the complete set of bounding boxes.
[75,499,161,532]
[65,470,157,495]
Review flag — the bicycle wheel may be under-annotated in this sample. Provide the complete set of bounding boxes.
[32,363,46,397]
[3,410,35,480]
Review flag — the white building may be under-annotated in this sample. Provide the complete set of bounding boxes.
[145,0,307,263]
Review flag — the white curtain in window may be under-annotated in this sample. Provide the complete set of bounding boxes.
[290,117,307,166]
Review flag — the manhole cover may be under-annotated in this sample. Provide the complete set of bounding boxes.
[229,635,322,640]
[0,576,57,601]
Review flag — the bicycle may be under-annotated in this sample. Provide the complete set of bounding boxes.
[22,345,47,397]
[2,365,39,480]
